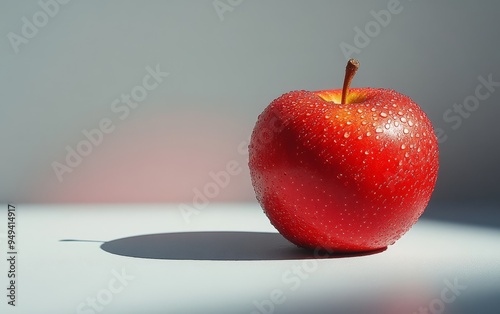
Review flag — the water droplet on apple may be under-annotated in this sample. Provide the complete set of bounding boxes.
[364,150,370,155]
[405,152,410,158]
[366,131,372,136]
[417,147,421,152]
[371,107,376,112]
[357,135,363,140]
[400,117,407,123]
[325,115,330,119]
[380,112,388,117]
[346,121,352,125]
[357,108,363,113]
[401,144,406,149]
[375,127,383,133]
[398,111,404,116]
[361,121,367,125]
[344,132,350,138]
[408,120,414,126]
[403,128,409,134]
[384,124,390,129]
[394,121,400,127]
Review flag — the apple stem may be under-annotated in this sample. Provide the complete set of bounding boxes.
[341,59,360,105]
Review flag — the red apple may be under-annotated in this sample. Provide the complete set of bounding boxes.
[249,59,439,252]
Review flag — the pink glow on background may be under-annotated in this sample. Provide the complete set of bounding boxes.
[38,110,255,203]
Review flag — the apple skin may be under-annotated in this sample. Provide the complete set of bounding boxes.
[249,88,439,252]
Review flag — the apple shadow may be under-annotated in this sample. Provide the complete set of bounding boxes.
[99,231,386,261]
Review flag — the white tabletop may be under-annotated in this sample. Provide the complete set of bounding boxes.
[1,203,499,314]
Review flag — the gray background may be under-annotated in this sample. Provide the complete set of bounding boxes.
[1,0,499,206]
